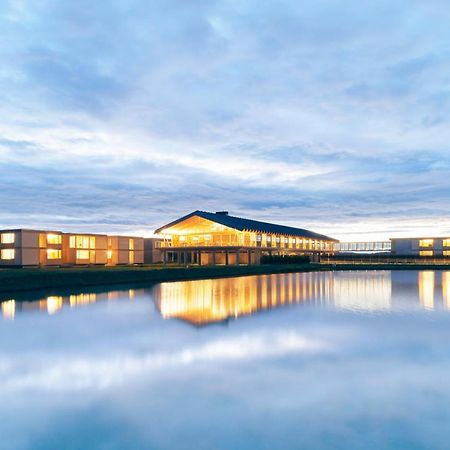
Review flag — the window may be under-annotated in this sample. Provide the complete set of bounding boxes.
[444,250,450,257]
[129,251,134,264]
[1,249,15,260]
[76,250,90,260]
[419,239,434,248]
[46,249,61,260]
[0,233,15,244]
[107,250,113,259]
[46,234,62,245]
[70,235,95,249]
[129,239,134,250]
[420,250,433,257]
[443,239,450,247]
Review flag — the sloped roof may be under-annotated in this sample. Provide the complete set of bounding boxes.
[155,210,337,241]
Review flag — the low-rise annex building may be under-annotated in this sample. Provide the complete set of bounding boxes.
[0,229,144,267]
[391,237,450,257]
[155,210,338,265]
[0,229,66,267]
[107,236,144,265]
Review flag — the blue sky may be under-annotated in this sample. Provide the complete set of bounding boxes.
[1,0,450,240]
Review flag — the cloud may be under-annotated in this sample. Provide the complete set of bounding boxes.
[1,0,450,238]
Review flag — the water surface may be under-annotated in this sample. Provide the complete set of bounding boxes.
[1,270,450,450]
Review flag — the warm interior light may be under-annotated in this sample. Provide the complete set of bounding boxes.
[419,239,434,248]
[46,248,61,260]
[0,233,15,244]
[0,249,15,260]
[46,233,62,245]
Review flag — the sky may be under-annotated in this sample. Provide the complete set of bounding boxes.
[1,0,450,240]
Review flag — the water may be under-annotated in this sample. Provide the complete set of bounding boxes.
[1,270,450,450]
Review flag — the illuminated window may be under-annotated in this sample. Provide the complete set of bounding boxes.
[129,239,134,250]
[46,249,61,260]
[420,250,433,257]
[179,236,186,241]
[444,239,450,247]
[1,249,15,260]
[107,250,113,259]
[76,250,90,259]
[46,234,62,245]
[444,250,450,257]
[70,235,95,249]
[419,239,434,248]
[129,251,134,264]
[0,233,15,244]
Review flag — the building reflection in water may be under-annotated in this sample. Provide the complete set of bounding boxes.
[154,271,450,325]
[153,271,394,325]
[3,271,450,323]
[0,289,142,320]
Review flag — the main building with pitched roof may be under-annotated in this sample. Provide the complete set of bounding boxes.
[155,210,337,265]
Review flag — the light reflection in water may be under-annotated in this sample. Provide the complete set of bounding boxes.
[3,271,450,323]
[153,270,450,324]
[1,299,15,320]
[419,271,435,310]
[1,289,141,320]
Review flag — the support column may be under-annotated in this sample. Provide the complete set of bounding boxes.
[248,250,251,265]
[225,251,229,266]
[236,250,240,266]
[212,251,216,266]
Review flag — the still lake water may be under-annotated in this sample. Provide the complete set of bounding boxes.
[1,270,450,450]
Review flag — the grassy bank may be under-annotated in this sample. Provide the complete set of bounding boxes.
[0,264,317,294]
[1,262,450,294]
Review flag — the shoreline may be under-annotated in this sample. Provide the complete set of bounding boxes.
[1,263,450,296]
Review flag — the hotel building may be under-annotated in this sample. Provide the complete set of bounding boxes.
[155,210,337,265]
[391,237,450,257]
[0,229,144,267]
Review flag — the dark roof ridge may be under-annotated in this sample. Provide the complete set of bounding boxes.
[155,210,337,241]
